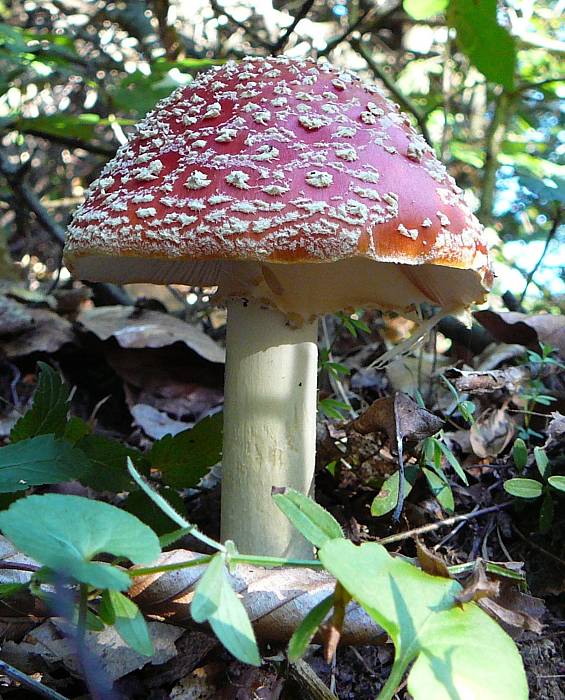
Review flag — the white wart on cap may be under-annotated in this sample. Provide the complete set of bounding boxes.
[65,57,492,321]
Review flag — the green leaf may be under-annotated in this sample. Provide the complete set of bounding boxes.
[319,539,527,700]
[448,0,516,90]
[272,488,342,548]
[403,0,448,20]
[150,412,222,489]
[318,398,350,420]
[127,458,191,530]
[548,476,565,493]
[192,553,261,666]
[63,417,91,444]
[422,467,454,513]
[0,435,89,492]
[434,438,468,485]
[371,466,419,517]
[10,363,69,442]
[288,593,333,662]
[503,478,543,499]
[512,439,528,473]
[105,590,154,656]
[76,434,144,492]
[0,494,160,590]
[534,447,549,480]
[15,114,110,141]
[123,487,188,536]
[0,582,28,599]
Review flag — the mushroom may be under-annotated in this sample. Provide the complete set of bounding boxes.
[64,57,492,559]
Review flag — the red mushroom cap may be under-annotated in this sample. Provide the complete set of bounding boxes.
[65,57,492,320]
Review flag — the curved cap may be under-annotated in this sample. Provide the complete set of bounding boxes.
[65,57,492,321]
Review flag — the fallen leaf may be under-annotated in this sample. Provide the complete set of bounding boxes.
[0,307,74,358]
[470,406,515,458]
[131,403,192,440]
[350,392,443,443]
[416,540,450,579]
[479,579,545,638]
[475,311,565,358]
[11,618,183,681]
[545,411,565,449]
[0,296,34,337]
[129,549,384,646]
[456,559,500,604]
[77,306,225,364]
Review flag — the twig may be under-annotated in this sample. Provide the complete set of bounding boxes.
[272,0,315,54]
[318,2,401,58]
[351,39,432,146]
[517,76,565,92]
[518,205,562,304]
[18,129,116,157]
[209,0,273,51]
[0,560,40,573]
[0,659,69,700]
[287,659,339,700]
[377,502,513,546]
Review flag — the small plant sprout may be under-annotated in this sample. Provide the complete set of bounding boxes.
[64,57,492,558]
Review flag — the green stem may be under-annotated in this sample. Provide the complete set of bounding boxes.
[130,553,323,577]
[130,556,213,577]
[76,583,88,648]
[376,660,406,700]
[232,554,324,568]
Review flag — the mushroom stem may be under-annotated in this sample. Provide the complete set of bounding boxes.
[221,298,318,559]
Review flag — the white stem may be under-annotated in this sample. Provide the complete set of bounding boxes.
[221,299,318,559]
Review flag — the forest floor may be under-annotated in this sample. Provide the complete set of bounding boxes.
[0,283,563,699]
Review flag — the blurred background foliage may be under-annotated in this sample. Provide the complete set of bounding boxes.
[0,0,563,312]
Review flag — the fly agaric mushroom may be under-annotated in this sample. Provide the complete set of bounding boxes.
[64,57,492,559]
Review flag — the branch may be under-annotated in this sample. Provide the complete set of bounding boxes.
[0,660,69,700]
[0,152,131,307]
[20,128,117,157]
[478,91,516,224]
[317,2,401,58]
[209,0,273,51]
[272,0,316,54]
[518,205,563,304]
[351,38,433,146]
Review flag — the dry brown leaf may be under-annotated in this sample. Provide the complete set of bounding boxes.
[469,406,515,458]
[475,310,565,358]
[77,306,225,364]
[416,541,451,579]
[350,392,443,443]
[0,306,74,358]
[456,559,500,605]
[479,580,545,638]
[448,365,540,395]
[545,411,565,449]
[129,549,384,646]
[1,618,182,681]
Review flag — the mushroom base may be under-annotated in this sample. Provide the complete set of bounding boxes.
[221,298,317,559]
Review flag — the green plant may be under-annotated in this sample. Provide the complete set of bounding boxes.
[517,344,562,440]
[0,363,529,698]
[505,443,564,532]
[371,431,466,517]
